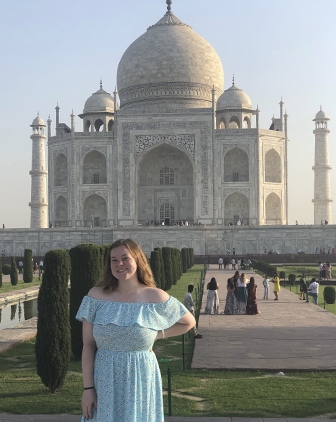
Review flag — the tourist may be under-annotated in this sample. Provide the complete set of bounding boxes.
[34,262,38,274]
[184,285,202,338]
[39,260,43,274]
[236,273,247,313]
[322,262,327,280]
[218,257,223,269]
[232,248,236,255]
[319,262,323,280]
[306,278,319,305]
[271,272,280,300]
[224,257,229,270]
[224,278,238,315]
[332,248,335,255]
[263,276,269,299]
[237,258,241,269]
[231,258,236,270]
[299,276,307,300]
[326,262,332,280]
[205,277,220,314]
[18,260,23,274]
[76,238,194,421]
[246,277,259,315]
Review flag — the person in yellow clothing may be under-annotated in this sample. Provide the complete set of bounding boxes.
[271,272,281,300]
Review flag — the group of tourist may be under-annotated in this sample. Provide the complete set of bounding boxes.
[299,275,320,304]
[319,262,333,280]
[218,257,251,270]
[204,271,281,316]
[315,247,335,255]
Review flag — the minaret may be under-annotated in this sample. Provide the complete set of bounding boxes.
[279,97,284,131]
[29,114,48,228]
[55,103,60,136]
[312,107,333,224]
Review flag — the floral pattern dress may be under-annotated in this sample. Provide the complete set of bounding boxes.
[76,296,188,422]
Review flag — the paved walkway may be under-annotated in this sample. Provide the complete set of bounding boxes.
[193,266,336,370]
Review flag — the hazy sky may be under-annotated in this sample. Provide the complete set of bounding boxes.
[0,0,335,228]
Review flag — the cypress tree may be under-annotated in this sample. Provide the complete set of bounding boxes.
[172,248,179,285]
[154,247,165,290]
[23,249,33,283]
[179,249,183,277]
[0,257,2,288]
[10,304,17,321]
[181,248,188,273]
[162,247,173,291]
[10,256,18,286]
[24,300,34,320]
[188,248,194,268]
[70,244,105,359]
[150,250,161,288]
[35,249,71,393]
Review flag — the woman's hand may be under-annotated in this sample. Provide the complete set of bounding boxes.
[82,389,97,420]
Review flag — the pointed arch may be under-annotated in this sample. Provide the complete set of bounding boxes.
[229,116,240,129]
[265,192,281,224]
[54,153,68,186]
[83,150,107,184]
[224,192,249,226]
[265,149,281,183]
[224,147,249,182]
[83,194,107,227]
[55,195,68,227]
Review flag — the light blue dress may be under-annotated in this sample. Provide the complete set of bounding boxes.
[76,295,188,422]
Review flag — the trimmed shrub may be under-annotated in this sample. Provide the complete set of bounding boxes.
[279,271,286,281]
[162,247,173,291]
[150,250,161,289]
[171,248,179,285]
[24,300,34,320]
[288,274,296,286]
[178,249,183,277]
[2,264,11,275]
[188,248,194,268]
[35,249,71,393]
[0,257,2,287]
[10,256,18,286]
[70,244,105,359]
[181,248,188,273]
[23,249,33,283]
[154,248,165,290]
[324,286,336,304]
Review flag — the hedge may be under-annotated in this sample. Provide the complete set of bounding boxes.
[181,248,188,273]
[23,249,33,283]
[2,264,11,276]
[162,247,173,291]
[150,250,161,289]
[0,258,2,287]
[10,256,18,286]
[35,249,71,393]
[324,286,336,304]
[70,244,105,359]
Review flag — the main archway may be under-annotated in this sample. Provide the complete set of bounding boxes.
[136,144,194,225]
[83,194,107,227]
[265,192,281,224]
[224,192,249,225]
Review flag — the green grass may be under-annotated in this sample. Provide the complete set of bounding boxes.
[276,265,336,279]
[284,284,336,315]
[0,278,41,294]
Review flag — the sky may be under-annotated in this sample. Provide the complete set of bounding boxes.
[0,0,335,228]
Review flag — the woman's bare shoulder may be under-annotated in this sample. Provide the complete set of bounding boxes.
[87,287,106,300]
[142,287,169,303]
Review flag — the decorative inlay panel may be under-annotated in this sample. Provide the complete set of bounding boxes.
[265,189,282,199]
[135,134,195,161]
[53,148,69,160]
[264,144,281,155]
[81,190,108,203]
[222,143,250,155]
[54,192,68,203]
[81,146,107,159]
[222,188,250,200]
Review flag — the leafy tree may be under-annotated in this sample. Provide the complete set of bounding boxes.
[10,256,18,286]
[150,250,161,289]
[70,244,105,359]
[23,249,33,283]
[35,249,71,393]
[154,247,165,290]
[162,247,173,291]
[181,248,188,273]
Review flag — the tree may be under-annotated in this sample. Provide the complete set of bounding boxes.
[35,249,71,393]
[70,244,105,359]
[0,257,2,288]
[162,247,173,291]
[154,247,165,290]
[23,249,33,283]
[150,250,161,289]
[181,248,188,273]
[10,256,18,286]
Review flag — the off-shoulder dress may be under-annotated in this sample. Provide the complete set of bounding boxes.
[76,295,188,422]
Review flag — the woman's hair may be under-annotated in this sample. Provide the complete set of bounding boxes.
[208,277,218,290]
[96,238,155,293]
[240,273,246,283]
[247,277,256,292]
[227,278,234,289]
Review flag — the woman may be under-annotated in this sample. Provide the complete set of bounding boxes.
[236,273,248,313]
[205,277,220,314]
[327,262,332,281]
[271,272,281,300]
[76,238,195,422]
[299,277,307,300]
[246,277,259,315]
[232,271,240,297]
[224,278,238,315]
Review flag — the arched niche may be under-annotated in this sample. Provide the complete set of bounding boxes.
[54,153,68,186]
[224,192,249,225]
[55,196,68,227]
[224,147,249,182]
[219,119,226,129]
[108,119,114,131]
[136,143,194,225]
[83,194,107,227]
[265,192,281,224]
[82,150,107,184]
[265,149,281,183]
[95,119,104,132]
[244,116,251,129]
[229,116,240,129]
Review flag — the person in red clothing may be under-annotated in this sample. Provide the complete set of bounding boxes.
[246,277,260,315]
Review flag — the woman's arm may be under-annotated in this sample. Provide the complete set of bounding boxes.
[155,311,195,341]
[81,319,97,420]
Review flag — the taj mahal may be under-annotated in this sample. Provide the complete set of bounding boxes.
[1,0,335,257]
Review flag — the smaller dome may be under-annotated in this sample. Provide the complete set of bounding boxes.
[83,87,114,114]
[32,115,45,126]
[217,81,252,111]
[315,109,328,120]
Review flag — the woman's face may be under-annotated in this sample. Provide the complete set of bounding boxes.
[110,245,138,282]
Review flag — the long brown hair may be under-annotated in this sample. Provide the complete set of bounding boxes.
[96,238,156,293]
[247,277,256,292]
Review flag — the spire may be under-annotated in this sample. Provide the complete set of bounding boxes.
[232,74,235,87]
[100,78,103,90]
[320,105,322,111]
[166,0,172,11]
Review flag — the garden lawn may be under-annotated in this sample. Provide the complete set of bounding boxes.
[0,278,41,294]
[284,284,336,315]
[276,265,336,279]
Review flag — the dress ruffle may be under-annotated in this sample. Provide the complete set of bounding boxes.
[76,295,188,330]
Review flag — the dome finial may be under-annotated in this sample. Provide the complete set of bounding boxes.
[37,111,39,116]
[320,105,322,111]
[232,74,235,87]
[100,78,103,89]
[166,0,172,12]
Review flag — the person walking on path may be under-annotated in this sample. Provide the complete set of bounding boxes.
[299,276,308,301]
[184,285,203,338]
[327,262,332,280]
[218,257,223,269]
[306,278,319,305]
[271,272,281,300]
[263,276,269,299]
[223,278,238,315]
[205,277,220,314]
[236,273,248,313]
[246,277,260,315]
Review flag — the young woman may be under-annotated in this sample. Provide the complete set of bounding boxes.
[205,277,220,314]
[271,272,281,300]
[76,238,195,421]
[236,273,248,313]
[246,277,259,315]
[224,278,238,315]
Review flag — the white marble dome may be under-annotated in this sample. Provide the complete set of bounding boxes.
[32,115,45,126]
[117,9,224,109]
[217,83,252,111]
[83,87,114,114]
[315,109,328,120]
